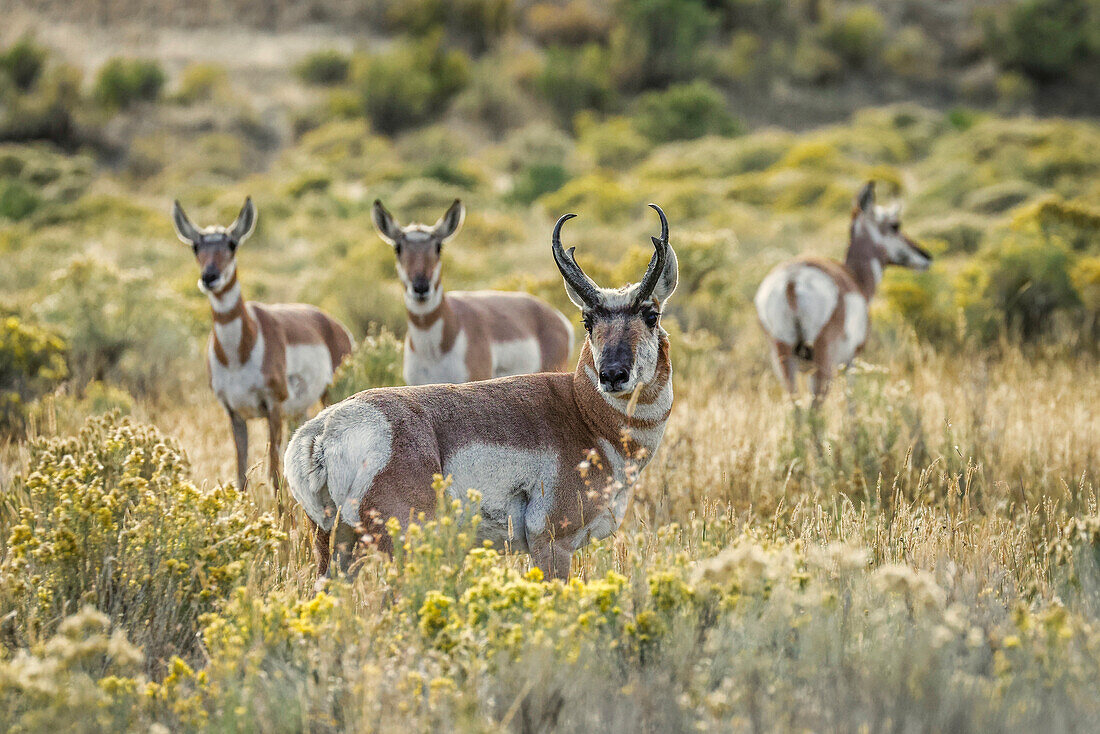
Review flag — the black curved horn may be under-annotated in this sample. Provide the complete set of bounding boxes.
[634,204,669,306]
[552,213,601,308]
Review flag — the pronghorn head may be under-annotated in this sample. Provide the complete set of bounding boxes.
[852,181,932,271]
[553,204,678,397]
[372,199,465,311]
[172,197,257,293]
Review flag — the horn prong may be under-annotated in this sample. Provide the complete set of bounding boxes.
[634,204,670,306]
[552,213,601,308]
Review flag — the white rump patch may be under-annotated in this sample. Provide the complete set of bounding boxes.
[284,401,394,531]
[754,264,839,346]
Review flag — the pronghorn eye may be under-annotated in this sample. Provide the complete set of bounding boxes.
[191,243,198,254]
[643,311,659,329]
[890,222,900,232]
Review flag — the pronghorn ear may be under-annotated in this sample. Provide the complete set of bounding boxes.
[562,280,589,310]
[228,197,257,243]
[432,199,465,244]
[172,200,202,245]
[652,240,678,305]
[372,199,402,247]
[856,181,876,214]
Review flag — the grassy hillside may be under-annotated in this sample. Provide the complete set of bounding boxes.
[0,7,1099,731]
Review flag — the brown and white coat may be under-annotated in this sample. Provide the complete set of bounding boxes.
[372,199,574,385]
[754,181,932,402]
[287,205,678,579]
[173,197,354,497]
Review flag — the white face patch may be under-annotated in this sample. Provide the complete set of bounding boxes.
[864,205,930,271]
[200,259,237,297]
[584,365,673,423]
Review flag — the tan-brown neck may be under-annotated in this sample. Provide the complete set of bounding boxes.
[208,270,258,366]
[571,335,673,453]
[406,292,459,355]
[845,218,883,300]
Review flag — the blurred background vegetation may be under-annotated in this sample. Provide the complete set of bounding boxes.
[0,0,1097,436]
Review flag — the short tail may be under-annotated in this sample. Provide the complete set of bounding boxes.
[785,279,813,361]
[284,416,336,531]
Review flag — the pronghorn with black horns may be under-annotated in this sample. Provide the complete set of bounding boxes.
[371,198,574,385]
[172,197,354,505]
[286,205,678,580]
[755,181,932,404]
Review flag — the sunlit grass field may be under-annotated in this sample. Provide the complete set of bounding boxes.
[1,8,1100,728]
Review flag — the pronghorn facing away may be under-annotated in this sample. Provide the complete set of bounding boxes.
[172,197,354,501]
[371,199,574,385]
[755,181,932,404]
[286,205,678,580]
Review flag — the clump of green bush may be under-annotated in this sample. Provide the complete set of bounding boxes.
[0,35,48,91]
[295,49,351,86]
[347,36,469,135]
[173,62,229,103]
[612,0,717,90]
[536,44,617,125]
[0,413,283,669]
[630,80,742,142]
[382,0,515,54]
[820,5,886,67]
[984,0,1100,82]
[329,325,404,402]
[93,57,166,110]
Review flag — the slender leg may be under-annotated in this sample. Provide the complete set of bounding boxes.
[229,409,248,490]
[810,353,834,410]
[311,519,331,579]
[266,403,285,518]
[771,342,799,398]
[530,533,573,580]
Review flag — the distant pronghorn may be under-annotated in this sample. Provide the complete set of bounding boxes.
[371,199,574,385]
[755,181,932,404]
[286,205,678,580]
[172,197,354,503]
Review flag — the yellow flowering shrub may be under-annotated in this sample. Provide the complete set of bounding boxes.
[0,413,283,669]
[0,314,67,435]
[0,607,147,733]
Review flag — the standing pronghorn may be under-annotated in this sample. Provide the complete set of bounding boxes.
[172,197,354,504]
[371,198,574,385]
[755,181,932,404]
[286,205,678,580]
